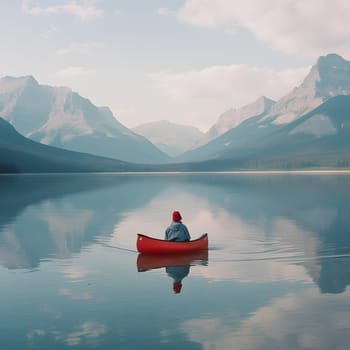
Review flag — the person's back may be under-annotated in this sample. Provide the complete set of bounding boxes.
[165,211,191,242]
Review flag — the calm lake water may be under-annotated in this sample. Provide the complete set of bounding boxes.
[1,173,350,350]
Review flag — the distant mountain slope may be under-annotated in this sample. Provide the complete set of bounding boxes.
[203,96,275,142]
[176,96,350,170]
[0,76,169,164]
[176,110,274,162]
[3,94,349,174]
[0,117,140,173]
[261,53,350,125]
[132,120,203,156]
[253,95,350,158]
[178,54,350,163]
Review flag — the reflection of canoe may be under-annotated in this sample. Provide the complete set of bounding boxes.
[137,250,208,271]
[136,233,208,254]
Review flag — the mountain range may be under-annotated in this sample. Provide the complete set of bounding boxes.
[132,120,203,156]
[1,53,350,172]
[0,76,169,164]
[176,53,350,164]
[0,117,144,173]
[202,96,275,143]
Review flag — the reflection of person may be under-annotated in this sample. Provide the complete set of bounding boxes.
[166,265,190,294]
[165,211,191,242]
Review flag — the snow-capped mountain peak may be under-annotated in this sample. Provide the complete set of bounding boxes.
[261,53,350,125]
[0,75,169,163]
[0,76,39,118]
[0,75,37,92]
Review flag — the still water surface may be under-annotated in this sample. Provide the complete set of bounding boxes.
[0,173,350,349]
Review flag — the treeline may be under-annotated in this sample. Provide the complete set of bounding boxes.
[153,153,350,172]
[1,154,350,174]
[0,163,20,173]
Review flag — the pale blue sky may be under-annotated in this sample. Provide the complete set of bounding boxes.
[1,1,349,131]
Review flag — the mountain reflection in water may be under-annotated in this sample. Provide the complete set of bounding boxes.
[1,173,350,350]
[1,173,350,292]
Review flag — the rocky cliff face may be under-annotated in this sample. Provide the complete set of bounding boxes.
[177,54,350,163]
[206,96,275,140]
[260,53,350,126]
[0,76,169,164]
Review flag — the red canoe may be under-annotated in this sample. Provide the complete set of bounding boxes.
[136,233,208,254]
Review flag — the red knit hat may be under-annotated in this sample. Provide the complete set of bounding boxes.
[173,282,182,294]
[172,211,182,222]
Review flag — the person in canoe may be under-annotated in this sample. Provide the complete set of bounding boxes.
[165,211,191,242]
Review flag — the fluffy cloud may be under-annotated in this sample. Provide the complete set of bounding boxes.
[191,215,322,283]
[39,202,94,257]
[22,0,104,21]
[61,266,90,281]
[151,64,309,108]
[27,321,107,346]
[182,288,350,350]
[59,288,93,300]
[175,0,350,58]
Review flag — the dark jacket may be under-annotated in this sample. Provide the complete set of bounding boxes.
[165,221,191,242]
